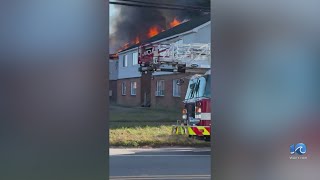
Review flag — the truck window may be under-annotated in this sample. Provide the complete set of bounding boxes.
[204,75,211,98]
[185,77,206,100]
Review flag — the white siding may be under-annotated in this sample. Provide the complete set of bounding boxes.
[193,23,211,43]
[181,22,211,44]
[118,49,141,79]
[109,59,118,80]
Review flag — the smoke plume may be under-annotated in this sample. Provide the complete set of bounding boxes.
[109,0,210,53]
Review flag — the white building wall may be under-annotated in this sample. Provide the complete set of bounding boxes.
[109,59,119,80]
[118,48,141,79]
[193,22,211,43]
[153,22,211,76]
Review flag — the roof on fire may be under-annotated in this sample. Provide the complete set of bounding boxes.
[118,14,210,53]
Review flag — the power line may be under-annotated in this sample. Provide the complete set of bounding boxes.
[110,1,208,11]
[109,1,210,12]
[118,0,210,10]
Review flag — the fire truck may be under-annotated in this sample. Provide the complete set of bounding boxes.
[138,42,212,141]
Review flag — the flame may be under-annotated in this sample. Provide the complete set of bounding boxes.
[134,36,140,44]
[117,36,140,52]
[114,17,188,53]
[117,42,130,52]
[169,17,182,28]
[123,42,129,49]
[148,26,161,38]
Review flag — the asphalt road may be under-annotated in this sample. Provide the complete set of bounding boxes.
[110,148,211,180]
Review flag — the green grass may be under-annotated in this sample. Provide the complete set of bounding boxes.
[110,125,209,147]
[109,105,180,128]
[109,105,210,147]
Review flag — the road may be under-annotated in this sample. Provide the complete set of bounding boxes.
[110,148,211,180]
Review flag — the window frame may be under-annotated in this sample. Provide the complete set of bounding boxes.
[172,79,181,97]
[156,80,165,96]
[123,54,128,67]
[132,52,138,65]
[121,82,126,95]
[130,81,137,96]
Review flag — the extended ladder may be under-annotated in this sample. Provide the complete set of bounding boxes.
[138,43,211,73]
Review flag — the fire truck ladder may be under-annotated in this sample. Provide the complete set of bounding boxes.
[138,43,211,73]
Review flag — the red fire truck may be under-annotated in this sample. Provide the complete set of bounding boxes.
[138,42,211,141]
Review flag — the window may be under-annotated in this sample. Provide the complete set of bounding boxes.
[131,81,137,95]
[173,79,181,97]
[132,52,138,65]
[155,80,165,96]
[121,82,126,95]
[123,55,128,67]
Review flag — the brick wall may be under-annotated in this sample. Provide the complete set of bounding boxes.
[109,80,117,103]
[117,78,141,106]
[140,71,152,107]
[116,72,208,110]
[150,73,191,110]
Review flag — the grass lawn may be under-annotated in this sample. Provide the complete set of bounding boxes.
[109,105,210,147]
[109,105,179,128]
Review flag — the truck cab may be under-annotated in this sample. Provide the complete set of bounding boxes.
[182,71,211,140]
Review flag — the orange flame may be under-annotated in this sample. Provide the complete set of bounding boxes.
[117,42,130,52]
[123,42,129,49]
[134,36,140,44]
[148,26,161,38]
[169,17,182,28]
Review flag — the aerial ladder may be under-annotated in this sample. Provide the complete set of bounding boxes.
[138,42,211,73]
[138,42,212,140]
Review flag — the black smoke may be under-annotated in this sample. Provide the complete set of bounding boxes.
[109,0,210,53]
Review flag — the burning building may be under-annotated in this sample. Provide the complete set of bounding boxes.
[115,15,211,109]
[109,0,210,53]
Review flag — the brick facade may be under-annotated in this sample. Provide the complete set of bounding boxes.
[116,73,192,109]
[109,80,117,103]
[117,77,141,106]
[150,73,191,110]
